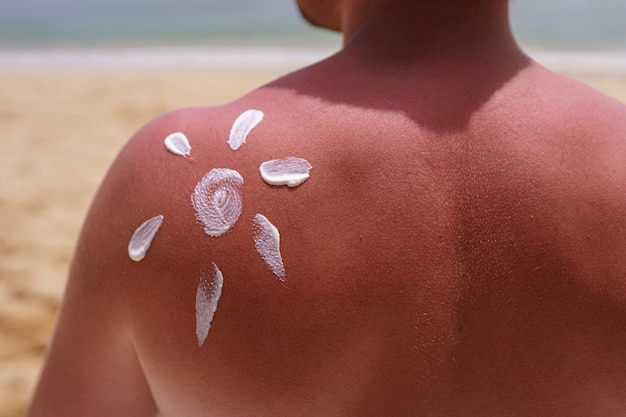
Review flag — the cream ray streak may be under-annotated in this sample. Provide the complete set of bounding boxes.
[259,157,312,187]
[128,215,164,262]
[253,214,286,282]
[191,168,244,237]
[196,263,224,347]
[164,132,191,157]
[227,109,264,150]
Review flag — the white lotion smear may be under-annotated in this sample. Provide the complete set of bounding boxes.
[128,215,164,262]
[196,263,224,347]
[259,157,312,187]
[164,132,191,157]
[253,213,286,281]
[192,168,244,237]
[227,109,264,150]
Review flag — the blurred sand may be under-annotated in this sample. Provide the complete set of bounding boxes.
[0,69,625,417]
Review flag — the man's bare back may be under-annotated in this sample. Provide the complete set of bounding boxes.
[28,1,626,416]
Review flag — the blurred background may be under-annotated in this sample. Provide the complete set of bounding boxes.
[0,1,625,416]
[0,0,625,70]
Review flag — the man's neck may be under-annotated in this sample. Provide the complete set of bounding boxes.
[341,0,520,63]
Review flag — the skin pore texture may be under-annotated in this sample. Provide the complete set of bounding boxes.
[28,1,626,416]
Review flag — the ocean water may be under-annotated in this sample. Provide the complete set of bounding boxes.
[510,0,626,51]
[0,0,338,48]
[0,0,625,71]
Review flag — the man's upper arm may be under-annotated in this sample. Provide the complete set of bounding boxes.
[25,118,168,417]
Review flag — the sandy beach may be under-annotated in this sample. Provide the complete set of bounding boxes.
[1,67,625,417]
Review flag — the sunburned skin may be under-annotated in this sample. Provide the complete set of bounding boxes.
[195,263,224,347]
[163,132,191,158]
[253,213,286,282]
[127,215,164,262]
[191,168,244,237]
[259,157,312,187]
[227,109,264,151]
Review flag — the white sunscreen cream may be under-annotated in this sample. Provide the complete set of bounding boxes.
[259,157,312,187]
[192,168,244,237]
[227,109,264,150]
[253,214,286,281]
[128,215,164,262]
[196,263,224,347]
[164,132,191,157]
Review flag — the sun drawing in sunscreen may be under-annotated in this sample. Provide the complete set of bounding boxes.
[260,157,312,187]
[164,132,191,158]
[196,263,224,347]
[128,215,164,262]
[253,213,286,282]
[192,168,244,237]
[227,109,264,150]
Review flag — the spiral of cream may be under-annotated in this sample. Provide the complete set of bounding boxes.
[191,168,244,237]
